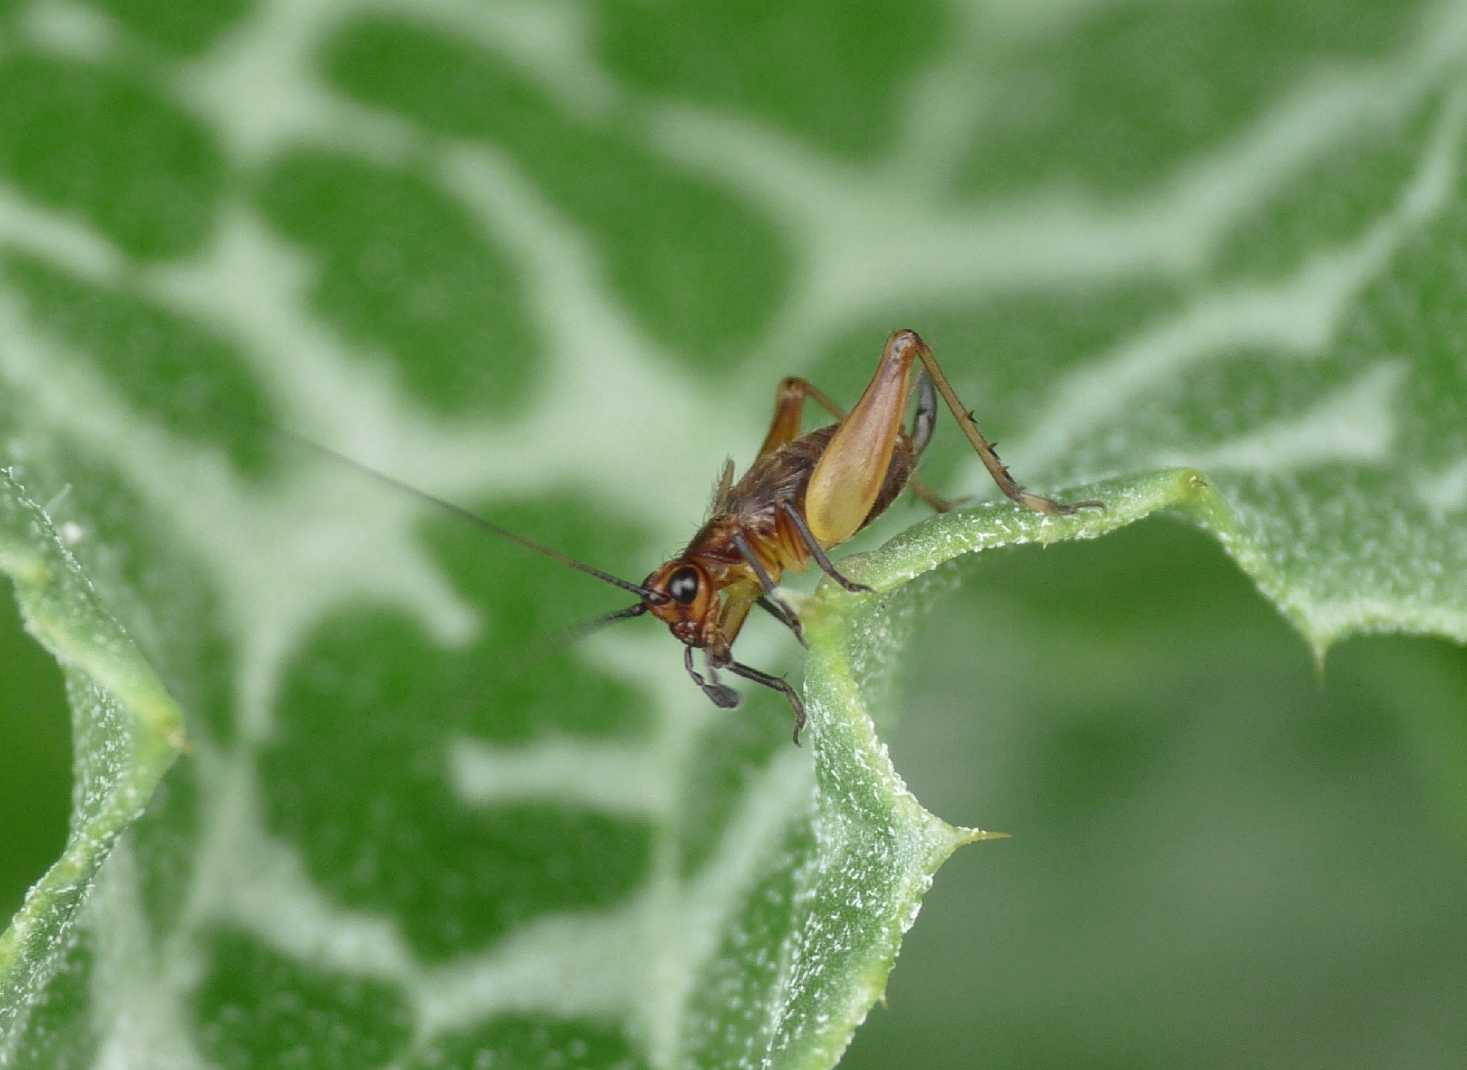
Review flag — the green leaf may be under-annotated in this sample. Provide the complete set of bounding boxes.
[783,470,1230,1065]
[2,1,1466,1067]
[0,471,184,1058]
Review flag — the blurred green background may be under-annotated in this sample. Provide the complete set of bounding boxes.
[3,0,1467,1066]
[0,597,71,922]
[847,520,1467,1069]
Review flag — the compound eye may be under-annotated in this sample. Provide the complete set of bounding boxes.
[668,567,700,605]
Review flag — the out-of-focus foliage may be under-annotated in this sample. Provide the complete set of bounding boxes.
[0,474,184,1049]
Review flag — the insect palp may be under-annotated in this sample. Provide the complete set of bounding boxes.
[685,645,740,709]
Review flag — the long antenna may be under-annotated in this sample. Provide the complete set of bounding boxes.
[280,429,668,604]
[549,601,649,647]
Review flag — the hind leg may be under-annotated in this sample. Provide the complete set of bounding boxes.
[902,331,1103,516]
[762,364,971,519]
[904,369,959,513]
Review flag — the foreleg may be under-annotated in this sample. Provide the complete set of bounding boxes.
[723,658,806,744]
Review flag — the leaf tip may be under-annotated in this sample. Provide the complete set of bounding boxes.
[954,826,1011,847]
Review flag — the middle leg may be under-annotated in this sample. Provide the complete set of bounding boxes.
[777,501,871,593]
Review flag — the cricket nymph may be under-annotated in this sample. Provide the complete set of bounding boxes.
[644,420,914,648]
[630,328,1099,742]
[302,328,1100,745]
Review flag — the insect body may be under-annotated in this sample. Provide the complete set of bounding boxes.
[301,329,1097,743]
[622,329,1097,741]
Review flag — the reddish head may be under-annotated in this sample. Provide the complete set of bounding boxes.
[641,560,718,647]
